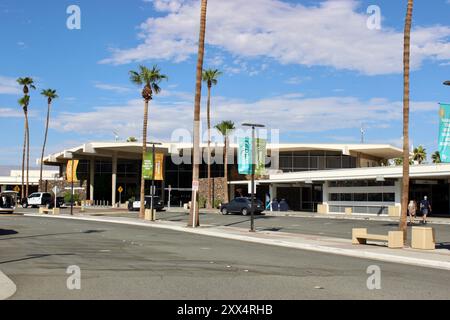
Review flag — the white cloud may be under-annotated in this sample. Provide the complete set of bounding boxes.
[102,0,450,75]
[51,94,437,141]
[0,76,20,95]
[94,82,132,94]
[0,108,23,118]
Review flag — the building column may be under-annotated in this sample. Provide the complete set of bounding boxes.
[111,152,117,207]
[89,158,95,201]
[269,183,277,200]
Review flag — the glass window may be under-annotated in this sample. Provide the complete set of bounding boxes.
[326,156,341,169]
[329,193,339,201]
[383,193,395,202]
[293,157,309,168]
[368,193,383,202]
[342,193,352,201]
[354,193,368,202]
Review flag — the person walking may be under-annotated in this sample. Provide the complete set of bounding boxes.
[271,198,279,211]
[407,200,417,225]
[419,196,432,224]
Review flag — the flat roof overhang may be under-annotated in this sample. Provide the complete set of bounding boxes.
[43,141,403,166]
[268,164,450,183]
[229,164,450,185]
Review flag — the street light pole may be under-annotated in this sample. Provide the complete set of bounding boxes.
[242,123,265,233]
[70,159,74,216]
[148,142,162,221]
[443,81,450,86]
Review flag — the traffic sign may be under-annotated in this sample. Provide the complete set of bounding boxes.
[118,186,123,193]
[13,185,20,193]
[192,181,199,191]
[52,186,59,194]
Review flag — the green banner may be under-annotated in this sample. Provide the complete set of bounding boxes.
[142,151,154,180]
[255,138,267,175]
[439,103,450,163]
[238,137,252,175]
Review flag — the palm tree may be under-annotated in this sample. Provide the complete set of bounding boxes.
[189,0,209,227]
[39,89,58,192]
[400,0,414,241]
[18,95,30,201]
[202,68,222,209]
[215,121,235,204]
[413,145,426,164]
[432,151,441,164]
[129,65,167,219]
[17,77,35,199]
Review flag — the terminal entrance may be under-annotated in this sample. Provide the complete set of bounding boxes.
[276,185,323,212]
[410,180,450,217]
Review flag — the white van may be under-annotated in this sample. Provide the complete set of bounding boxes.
[23,192,53,208]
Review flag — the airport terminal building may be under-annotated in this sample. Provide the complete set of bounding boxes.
[41,141,450,217]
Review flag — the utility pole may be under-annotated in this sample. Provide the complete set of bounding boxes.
[148,142,161,221]
[242,123,265,232]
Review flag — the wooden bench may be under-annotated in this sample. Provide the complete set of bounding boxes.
[352,228,403,249]
[38,207,60,215]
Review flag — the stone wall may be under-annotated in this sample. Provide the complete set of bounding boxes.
[199,177,227,208]
[44,179,87,201]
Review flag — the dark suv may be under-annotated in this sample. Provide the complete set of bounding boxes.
[128,196,164,211]
[220,197,264,216]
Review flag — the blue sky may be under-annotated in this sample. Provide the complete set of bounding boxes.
[1,0,450,164]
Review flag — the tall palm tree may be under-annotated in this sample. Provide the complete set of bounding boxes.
[413,145,426,164]
[18,95,30,201]
[189,0,209,227]
[17,77,35,199]
[39,89,58,192]
[400,0,414,241]
[129,65,167,219]
[202,68,222,209]
[215,121,235,204]
[432,151,441,164]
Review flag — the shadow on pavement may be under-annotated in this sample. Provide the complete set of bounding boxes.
[0,229,106,241]
[0,253,75,265]
[0,229,18,236]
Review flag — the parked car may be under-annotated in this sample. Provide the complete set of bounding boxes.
[0,191,18,214]
[22,192,53,208]
[128,195,164,211]
[47,197,67,209]
[220,197,265,216]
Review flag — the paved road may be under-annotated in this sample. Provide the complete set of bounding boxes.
[1,215,450,299]
[65,208,450,245]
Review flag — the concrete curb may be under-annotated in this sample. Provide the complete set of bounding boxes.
[164,208,450,225]
[24,213,450,271]
[0,270,16,300]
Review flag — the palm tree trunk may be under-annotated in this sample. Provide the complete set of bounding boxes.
[189,0,208,227]
[39,102,51,192]
[400,0,414,242]
[206,84,212,209]
[140,99,149,219]
[223,135,229,204]
[21,115,26,200]
[25,111,30,198]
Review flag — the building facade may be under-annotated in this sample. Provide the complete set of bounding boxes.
[42,141,450,217]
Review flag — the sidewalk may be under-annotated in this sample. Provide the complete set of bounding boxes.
[0,270,16,300]
[165,207,450,225]
[24,212,450,271]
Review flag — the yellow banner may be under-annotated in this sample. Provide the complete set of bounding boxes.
[66,160,79,182]
[154,153,164,181]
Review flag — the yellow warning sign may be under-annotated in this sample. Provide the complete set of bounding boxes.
[118,186,123,193]
[13,185,20,193]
